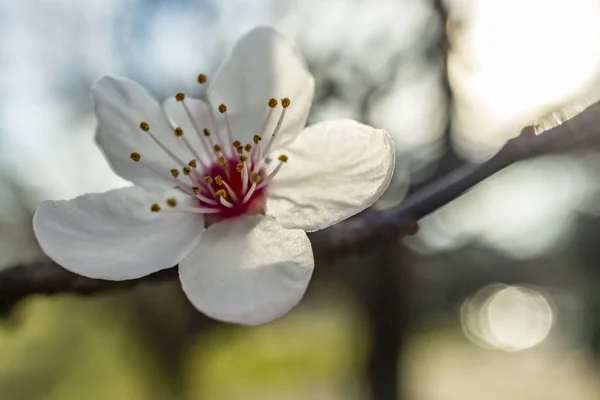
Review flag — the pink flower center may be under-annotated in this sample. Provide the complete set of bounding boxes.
[129,74,290,225]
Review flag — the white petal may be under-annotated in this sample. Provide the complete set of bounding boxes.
[33,186,204,280]
[208,27,314,149]
[266,119,395,231]
[179,215,314,326]
[93,76,191,189]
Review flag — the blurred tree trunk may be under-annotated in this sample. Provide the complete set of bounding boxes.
[364,243,413,400]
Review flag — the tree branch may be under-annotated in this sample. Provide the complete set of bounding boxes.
[1,98,599,313]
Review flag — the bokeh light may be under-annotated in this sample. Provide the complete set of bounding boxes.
[461,284,555,351]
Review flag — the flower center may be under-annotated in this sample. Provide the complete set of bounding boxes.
[129,73,290,224]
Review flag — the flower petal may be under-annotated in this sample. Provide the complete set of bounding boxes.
[93,76,191,189]
[266,119,395,231]
[179,215,314,325]
[33,186,204,280]
[208,27,314,149]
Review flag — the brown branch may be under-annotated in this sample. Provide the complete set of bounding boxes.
[1,99,599,313]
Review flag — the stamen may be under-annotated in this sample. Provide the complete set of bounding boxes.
[182,166,191,176]
[130,152,141,162]
[166,198,178,208]
[215,189,234,208]
[140,121,188,167]
[188,159,197,168]
[150,203,161,212]
[214,175,223,186]
[191,185,219,205]
[204,93,228,155]
[218,195,234,209]
[252,134,263,164]
[204,176,213,184]
[250,172,261,184]
[258,98,277,136]
[174,127,207,169]
[242,182,257,203]
[219,104,235,153]
[244,144,252,152]
[257,154,287,189]
[253,104,288,172]
[204,182,219,199]
[197,73,207,84]
[251,98,278,163]
[221,180,240,203]
[241,159,249,194]
[178,101,214,162]
[202,128,219,153]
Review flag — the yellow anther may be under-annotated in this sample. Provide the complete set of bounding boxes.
[197,73,207,84]
[214,175,223,186]
[215,189,227,198]
[203,128,211,136]
[281,97,291,108]
[213,144,222,152]
[192,186,201,195]
[250,172,262,184]
[253,134,262,144]
[278,154,288,163]
[236,163,244,172]
[130,152,141,162]
[150,203,161,212]
[166,198,178,208]
[188,159,197,168]
[170,169,180,178]
[236,146,244,154]
[239,155,248,162]
[218,104,227,113]
[218,155,226,165]
[174,127,184,137]
[232,140,241,148]
[175,92,185,101]
[268,98,278,108]
[244,144,252,152]
[182,166,191,175]
[139,121,150,132]
[204,176,213,184]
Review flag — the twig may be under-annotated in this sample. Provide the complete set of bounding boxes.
[0,99,599,312]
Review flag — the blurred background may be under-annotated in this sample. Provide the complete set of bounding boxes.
[2,0,600,399]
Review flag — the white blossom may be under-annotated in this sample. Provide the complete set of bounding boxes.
[33,27,395,325]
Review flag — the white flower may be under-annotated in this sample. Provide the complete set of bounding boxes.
[33,27,395,325]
